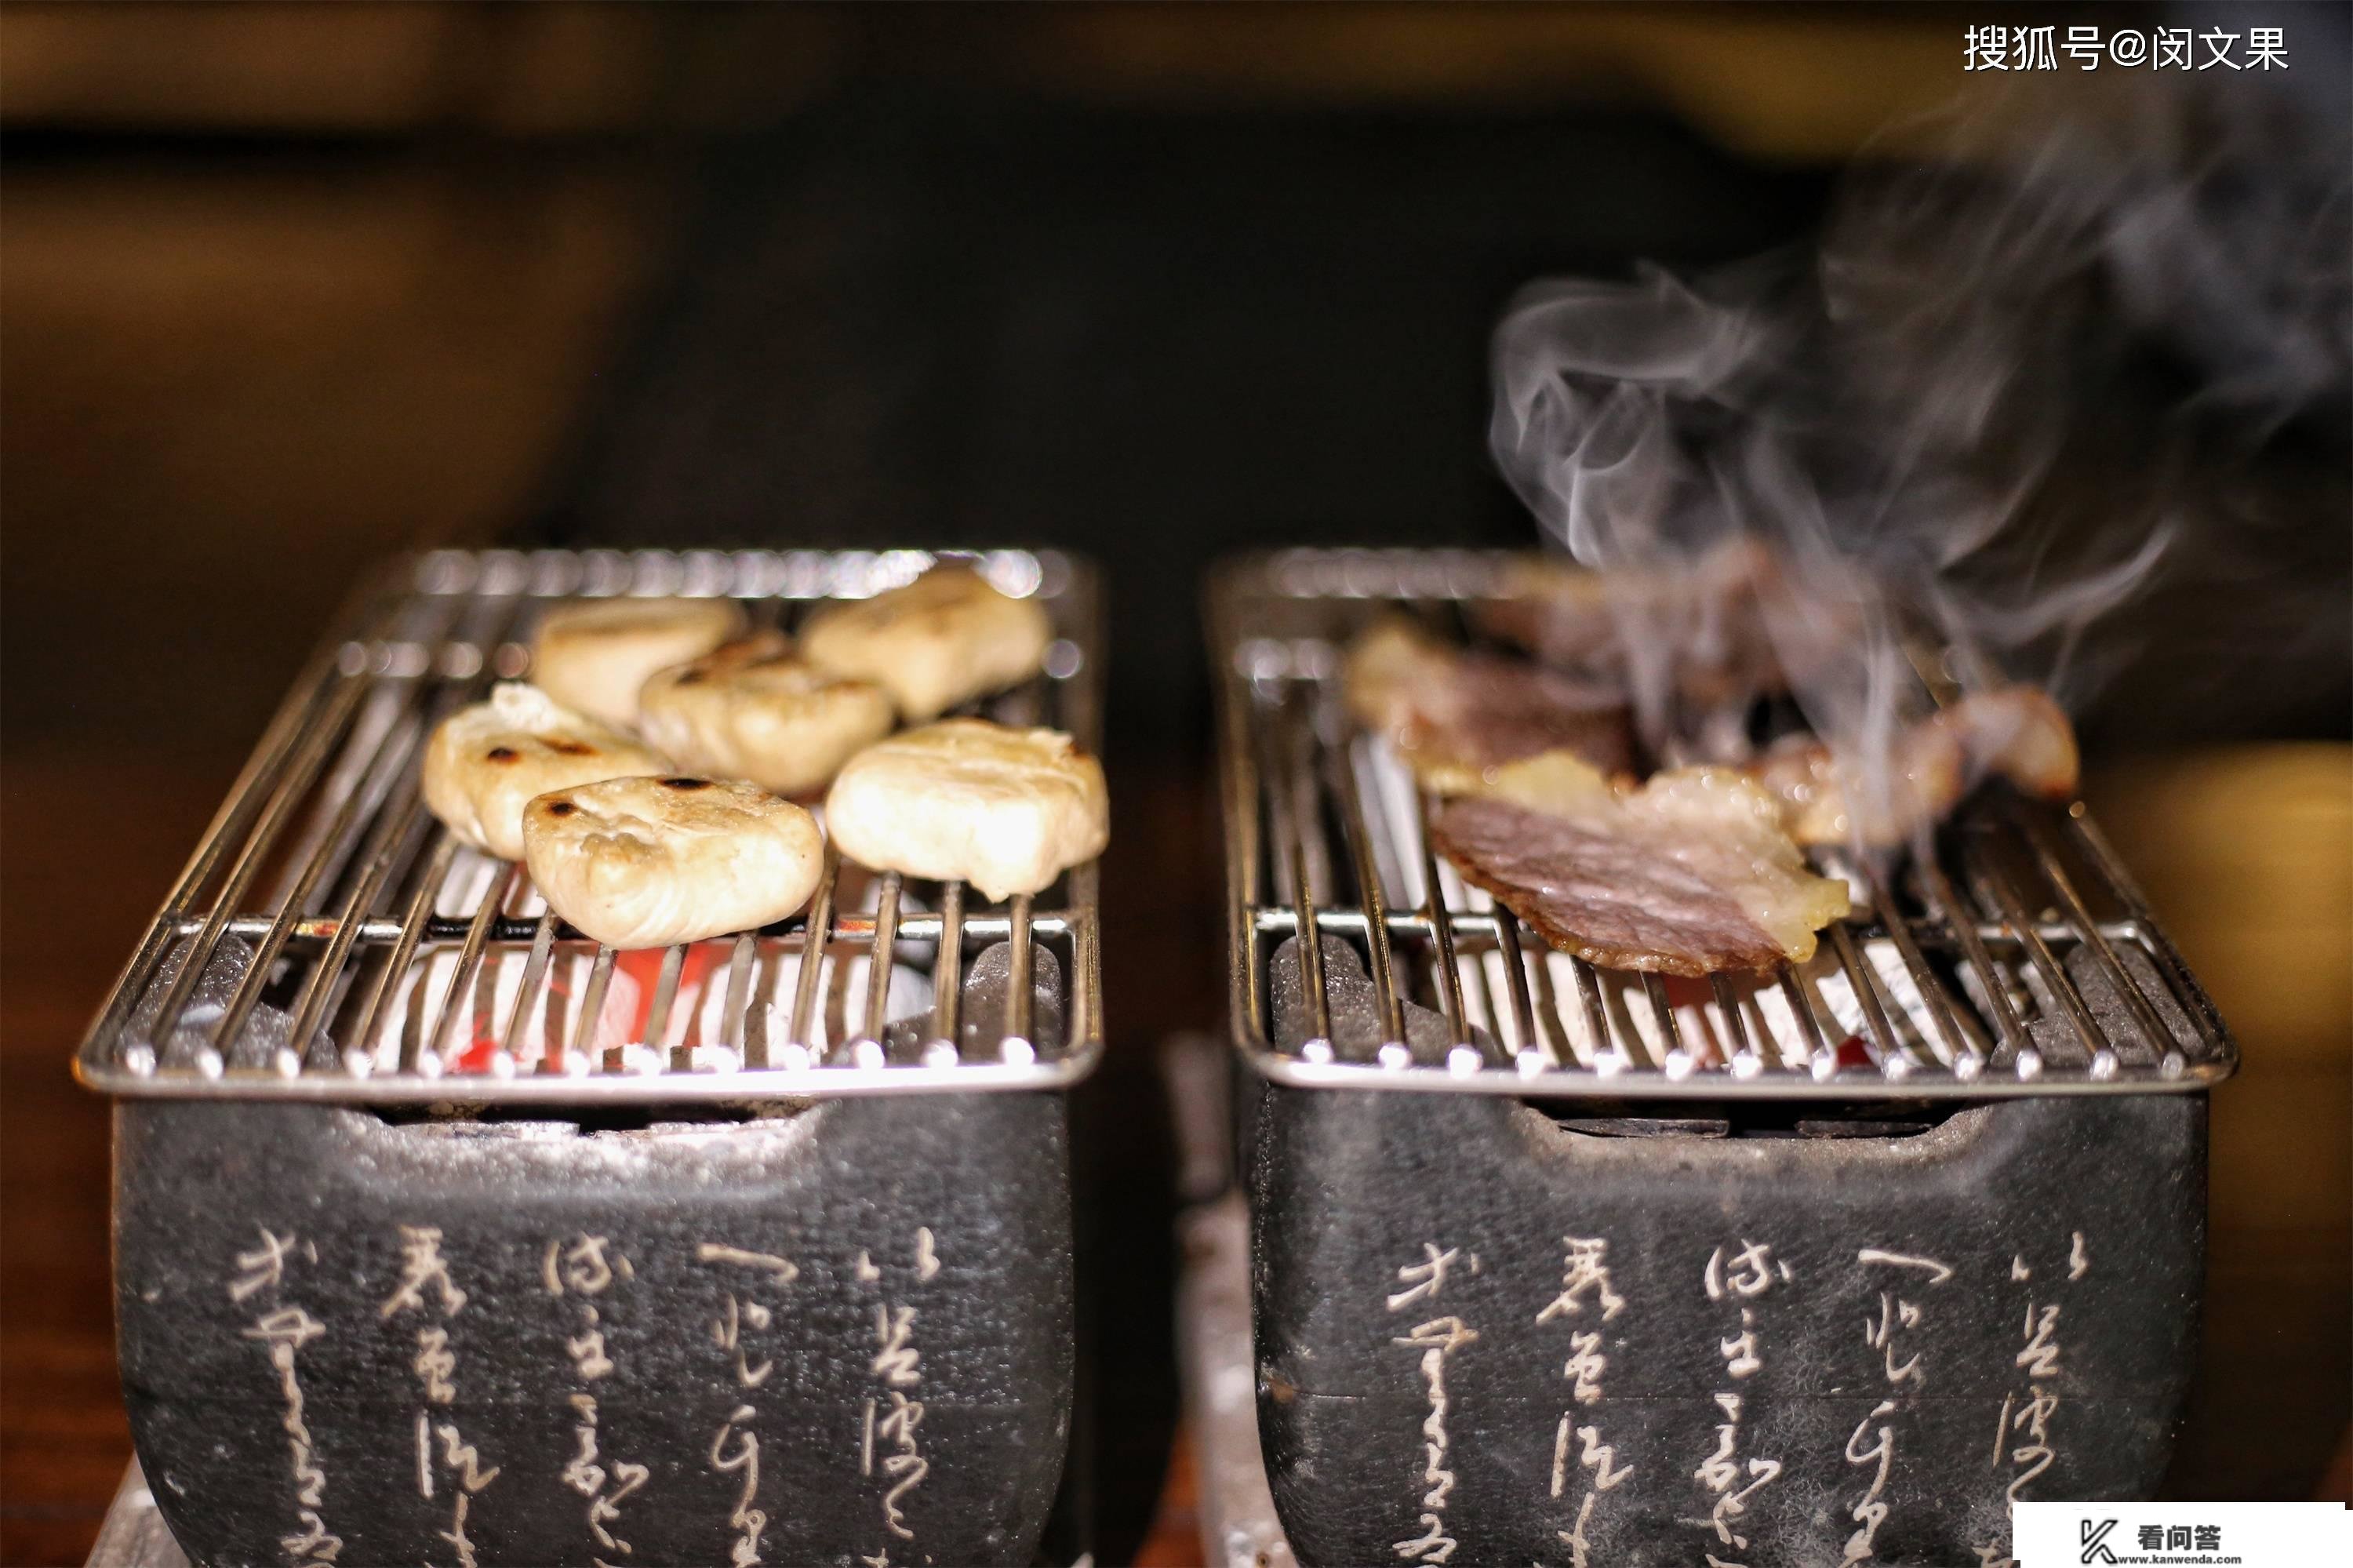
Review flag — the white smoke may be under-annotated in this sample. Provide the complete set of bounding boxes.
[1491,64,2350,799]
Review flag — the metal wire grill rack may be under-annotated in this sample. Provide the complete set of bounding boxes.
[78,548,1104,1103]
[1215,549,2235,1101]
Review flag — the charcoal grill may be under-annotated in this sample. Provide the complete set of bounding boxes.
[79,548,1102,1568]
[1213,549,2235,1568]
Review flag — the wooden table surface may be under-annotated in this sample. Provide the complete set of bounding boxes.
[3,753,238,1568]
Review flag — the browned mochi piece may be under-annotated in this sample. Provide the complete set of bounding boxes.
[824,719,1108,901]
[420,682,671,860]
[529,595,746,729]
[1431,761,1849,976]
[1342,617,1635,788]
[800,563,1052,722]
[636,630,895,798]
[522,775,824,949]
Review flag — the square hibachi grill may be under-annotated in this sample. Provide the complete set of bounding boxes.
[78,548,1103,1568]
[1213,549,2236,1568]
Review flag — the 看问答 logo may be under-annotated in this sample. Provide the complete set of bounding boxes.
[2079,1517,2120,1564]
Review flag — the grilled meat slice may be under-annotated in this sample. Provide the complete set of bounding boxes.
[1752,686,2078,846]
[1343,617,1636,787]
[1431,760,1849,975]
[1473,539,1843,708]
[1475,541,1888,762]
[1946,686,2079,801]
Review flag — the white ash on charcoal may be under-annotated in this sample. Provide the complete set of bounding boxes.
[875,940,1067,1064]
[1268,933,1493,1064]
[2023,942,2206,1071]
[124,934,325,1074]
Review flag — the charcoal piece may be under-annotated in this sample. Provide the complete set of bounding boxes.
[1267,933,1490,1060]
[2065,942,2204,1059]
[882,939,1065,1058]
[125,935,315,1070]
[2024,940,2205,1064]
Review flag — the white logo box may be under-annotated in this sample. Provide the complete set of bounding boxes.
[2013,1501,2351,1567]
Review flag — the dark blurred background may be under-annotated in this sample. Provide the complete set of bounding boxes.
[3,5,2345,1564]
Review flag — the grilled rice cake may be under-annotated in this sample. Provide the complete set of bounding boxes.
[421,682,671,860]
[522,774,824,949]
[824,719,1107,901]
[529,596,746,729]
[638,630,896,798]
[800,565,1052,722]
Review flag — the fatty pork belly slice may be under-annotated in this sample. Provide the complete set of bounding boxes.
[1752,686,2081,847]
[1472,539,1824,709]
[1342,617,1637,784]
[1431,762,1849,977]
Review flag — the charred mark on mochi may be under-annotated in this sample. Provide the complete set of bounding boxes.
[485,747,518,762]
[660,777,713,790]
[544,800,578,817]
[545,739,598,757]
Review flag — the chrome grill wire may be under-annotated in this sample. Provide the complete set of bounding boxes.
[78,548,1104,1103]
[1214,549,2237,1101]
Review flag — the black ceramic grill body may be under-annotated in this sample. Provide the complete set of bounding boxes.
[1209,551,2237,1568]
[1244,1082,2205,1568]
[80,549,1109,1568]
[117,1094,1071,1568]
